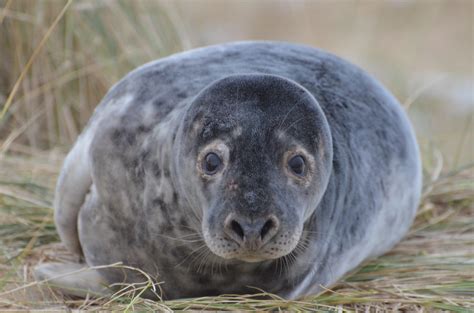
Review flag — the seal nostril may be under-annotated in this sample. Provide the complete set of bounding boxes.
[231,220,244,240]
[260,219,274,240]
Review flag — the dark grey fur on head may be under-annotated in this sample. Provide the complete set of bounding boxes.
[40,41,422,300]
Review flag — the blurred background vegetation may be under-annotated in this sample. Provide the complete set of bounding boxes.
[0,0,472,169]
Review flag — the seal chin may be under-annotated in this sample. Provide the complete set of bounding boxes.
[208,242,297,263]
[219,250,278,263]
[237,255,267,263]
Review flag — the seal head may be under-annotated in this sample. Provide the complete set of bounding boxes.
[174,74,333,263]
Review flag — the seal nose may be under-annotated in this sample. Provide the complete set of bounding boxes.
[224,214,280,250]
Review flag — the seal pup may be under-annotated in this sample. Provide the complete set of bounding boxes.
[35,41,422,300]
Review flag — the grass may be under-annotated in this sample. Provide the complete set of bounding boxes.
[0,145,472,311]
[0,0,473,311]
[0,0,183,149]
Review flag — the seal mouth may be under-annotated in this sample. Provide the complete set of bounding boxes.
[203,223,303,263]
[210,240,297,263]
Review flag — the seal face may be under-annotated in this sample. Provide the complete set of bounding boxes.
[177,74,332,263]
[38,41,422,300]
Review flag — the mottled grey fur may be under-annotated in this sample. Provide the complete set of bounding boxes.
[35,41,422,300]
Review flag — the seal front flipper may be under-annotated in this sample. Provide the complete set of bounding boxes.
[34,263,112,298]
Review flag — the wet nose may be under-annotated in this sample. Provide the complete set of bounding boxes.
[224,214,280,250]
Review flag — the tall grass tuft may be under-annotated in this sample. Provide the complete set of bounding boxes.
[0,0,183,150]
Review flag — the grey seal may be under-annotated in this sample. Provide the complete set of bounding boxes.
[35,41,422,300]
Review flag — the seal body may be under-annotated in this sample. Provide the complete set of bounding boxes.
[48,41,422,299]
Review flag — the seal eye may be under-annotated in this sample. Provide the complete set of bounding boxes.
[288,155,305,176]
[203,152,222,175]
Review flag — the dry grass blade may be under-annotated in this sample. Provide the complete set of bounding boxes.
[0,0,73,119]
[0,0,13,25]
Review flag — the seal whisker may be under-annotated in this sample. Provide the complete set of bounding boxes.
[184,250,206,273]
[283,254,292,276]
[188,251,210,274]
[276,97,305,131]
[175,243,208,270]
[191,246,217,274]
[179,188,204,225]
[210,253,222,277]
[276,256,285,278]
[280,116,313,134]
[145,231,205,251]
[196,250,214,274]
[284,252,299,287]
[146,231,204,244]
